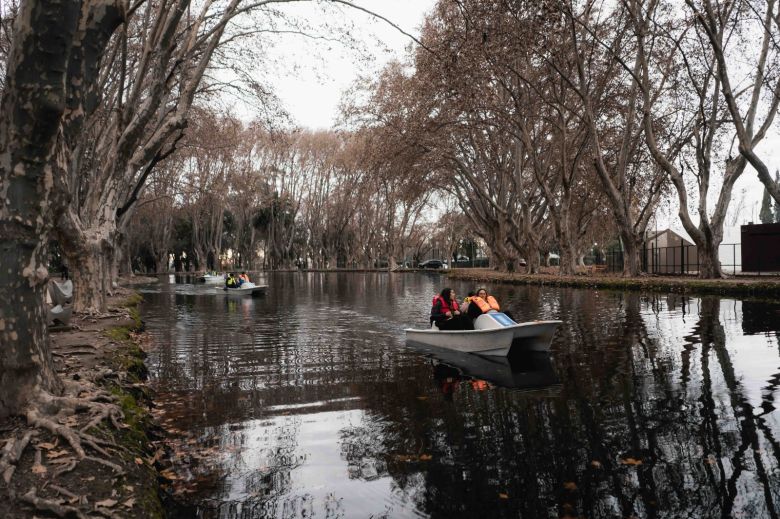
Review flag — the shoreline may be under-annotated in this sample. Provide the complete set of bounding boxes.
[446,268,780,298]
[0,284,165,518]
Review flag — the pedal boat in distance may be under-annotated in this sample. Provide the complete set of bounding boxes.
[200,274,224,284]
[404,312,561,357]
[215,282,267,296]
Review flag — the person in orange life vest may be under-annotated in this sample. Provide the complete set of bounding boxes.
[469,288,515,321]
[430,288,473,330]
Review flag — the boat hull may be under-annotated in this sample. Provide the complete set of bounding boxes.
[215,285,267,296]
[404,320,561,356]
[405,327,516,356]
[508,321,562,352]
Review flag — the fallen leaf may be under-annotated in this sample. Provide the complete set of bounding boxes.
[620,457,643,466]
[96,498,118,508]
[498,493,509,499]
[563,481,578,491]
[47,449,69,459]
[38,442,57,450]
[134,457,144,466]
[416,396,428,400]
[419,454,432,461]
[590,460,602,469]
[122,498,136,508]
[161,469,180,480]
[31,463,47,475]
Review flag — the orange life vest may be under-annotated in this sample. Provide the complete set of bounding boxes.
[471,296,500,313]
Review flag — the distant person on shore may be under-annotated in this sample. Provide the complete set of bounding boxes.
[430,288,473,330]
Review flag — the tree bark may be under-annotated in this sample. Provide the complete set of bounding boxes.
[0,0,84,416]
[621,234,642,277]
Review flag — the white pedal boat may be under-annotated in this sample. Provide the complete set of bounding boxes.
[405,313,561,356]
[200,274,224,284]
[215,283,267,296]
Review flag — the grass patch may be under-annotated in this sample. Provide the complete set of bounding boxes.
[98,290,164,517]
[447,269,780,298]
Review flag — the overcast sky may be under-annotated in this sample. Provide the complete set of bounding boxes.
[251,0,778,235]
[262,0,437,130]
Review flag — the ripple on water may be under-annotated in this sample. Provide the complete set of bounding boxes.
[142,273,780,519]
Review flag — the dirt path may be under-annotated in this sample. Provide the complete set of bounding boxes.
[0,280,165,518]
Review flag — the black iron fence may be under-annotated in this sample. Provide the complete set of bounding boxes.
[577,243,742,275]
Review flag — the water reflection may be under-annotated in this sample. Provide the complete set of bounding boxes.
[140,273,780,518]
[406,343,561,393]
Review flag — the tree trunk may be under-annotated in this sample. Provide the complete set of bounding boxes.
[0,0,82,416]
[560,244,577,276]
[526,249,540,274]
[622,236,641,277]
[64,237,111,314]
[56,210,117,313]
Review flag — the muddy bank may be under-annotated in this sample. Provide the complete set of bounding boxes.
[447,268,780,298]
[0,282,164,518]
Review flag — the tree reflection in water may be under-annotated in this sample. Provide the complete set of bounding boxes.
[142,274,780,518]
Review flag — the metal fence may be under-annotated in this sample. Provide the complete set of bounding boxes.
[578,243,744,275]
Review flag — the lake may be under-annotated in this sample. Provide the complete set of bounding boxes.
[139,272,780,518]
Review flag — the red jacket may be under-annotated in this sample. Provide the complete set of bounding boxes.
[431,295,459,322]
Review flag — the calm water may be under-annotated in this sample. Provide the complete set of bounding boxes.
[140,273,780,518]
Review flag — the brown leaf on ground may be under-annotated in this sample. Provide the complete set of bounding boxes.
[161,469,180,480]
[38,442,57,450]
[620,457,643,466]
[134,457,144,465]
[122,498,136,508]
[96,498,118,508]
[498,493,509,499]
[31,463,47,475]
[590,460,602,468]
[419,454,432,461]
[47,449,70,459]
[563,481,578,491]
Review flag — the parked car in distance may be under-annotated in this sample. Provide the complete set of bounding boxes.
[419,259,445,269]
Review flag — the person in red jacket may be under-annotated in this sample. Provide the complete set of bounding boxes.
[430,288,473,330]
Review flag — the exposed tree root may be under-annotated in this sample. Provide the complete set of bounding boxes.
[0,379,130,516]
[21,487,89,518]
[49,483,80,501]
[25,388,125,470]
[0,430,35,483]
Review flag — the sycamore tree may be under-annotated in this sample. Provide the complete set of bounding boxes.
[0,1,430,510]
